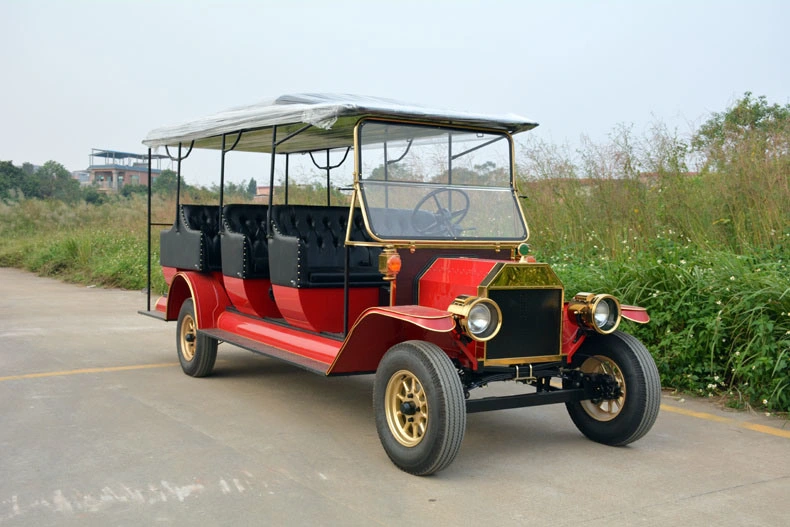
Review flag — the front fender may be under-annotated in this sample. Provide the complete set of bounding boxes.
[328,306,458,375]
[621,305,650,324]
[563,303,650,362]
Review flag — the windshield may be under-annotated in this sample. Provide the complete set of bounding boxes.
[357,121,527,241]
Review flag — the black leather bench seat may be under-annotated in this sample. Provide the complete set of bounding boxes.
[269,205,384,288]
[160,204,222,272]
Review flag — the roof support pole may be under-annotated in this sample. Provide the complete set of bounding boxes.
[175,143,182,225]
[220,135,226,219]
[383,136,389,208]
[448,132,453,211]
[219,132,243,232]
[164,141,194,227]
[266,126,278,237]
[284,154,289,205]
[146,148,152,311]
[326,149,331,206]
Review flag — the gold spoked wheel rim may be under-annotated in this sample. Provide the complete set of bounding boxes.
[580,355,626,422]
[385,370,429,447]
[180,313,197,362]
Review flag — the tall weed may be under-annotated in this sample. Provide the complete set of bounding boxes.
[520,118,790,412]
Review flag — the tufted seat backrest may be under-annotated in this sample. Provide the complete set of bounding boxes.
[176,204,222,271]
[181,205,220,238]
[223,205,267,241]
[221,204,270,278]
[269,205,383,287]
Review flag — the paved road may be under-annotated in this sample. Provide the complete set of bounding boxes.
[1,268,788,526]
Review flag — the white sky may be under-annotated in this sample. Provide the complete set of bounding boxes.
[1,0,788,187]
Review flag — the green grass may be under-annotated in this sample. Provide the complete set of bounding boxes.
[0,196,167,294]
[517,120,789,413]
[540,241,789,413]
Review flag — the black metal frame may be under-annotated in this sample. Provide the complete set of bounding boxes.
[309,148,351,206]
[144,141,192,311]
[164,142,194,225]
[356,119,516,186]
[465,369,623,414]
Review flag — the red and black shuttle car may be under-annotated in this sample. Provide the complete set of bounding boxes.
[139,94,660,475]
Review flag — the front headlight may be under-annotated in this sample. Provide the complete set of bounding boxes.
[448,295,502,342]
[569,292,621,334]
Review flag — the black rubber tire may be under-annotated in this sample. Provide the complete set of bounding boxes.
[565,331,661,446]
[176,299,217,378]
[373,340,466,476]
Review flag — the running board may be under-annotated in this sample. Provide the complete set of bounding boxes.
[198,328,329,375]
[138,310,166,321]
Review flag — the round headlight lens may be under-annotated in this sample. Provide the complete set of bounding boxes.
[468,304,492,335]
[592,296,620,333]
[448,296,502,341]
[594,300,611,328]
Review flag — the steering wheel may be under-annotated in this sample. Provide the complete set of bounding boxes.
[411,188,470,236]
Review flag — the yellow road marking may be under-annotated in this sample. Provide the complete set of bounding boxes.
[661,404,790,439]
[3,367,788,440]
[0,362,179,382]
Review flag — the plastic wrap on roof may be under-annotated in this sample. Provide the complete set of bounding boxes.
[142,93,538,153]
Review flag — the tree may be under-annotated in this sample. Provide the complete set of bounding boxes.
[121,183,148,197]
[368,163,416,181]
[82,186,106,204]
[21,162,36,176]
[36,160,80,202]
[692,92,790,170]
[247,177,258,198]
[152,169,178,195]
[0,160,39,199]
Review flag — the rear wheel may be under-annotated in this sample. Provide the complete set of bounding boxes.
[566,331,660,445]
[373,341,466,476]
[176,299,217,377]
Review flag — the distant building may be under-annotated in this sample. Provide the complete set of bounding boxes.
[86,149,169,192]
[72,170,90,185]
[254,186,272,203]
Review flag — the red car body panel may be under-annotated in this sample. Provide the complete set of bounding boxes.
[271,285,380,333]
[223,277,282,318]
[162,258,649,373]
[417,258,500,310]
[562,306,587,361]
[162,265,177,286]
[214,304,457,375]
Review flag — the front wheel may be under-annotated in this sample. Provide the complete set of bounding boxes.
[176,299,217,377]
[566,331,660,446]
[373,341,466,476]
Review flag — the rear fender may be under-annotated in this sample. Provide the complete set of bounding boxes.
[328,306,462,375]
[166,271,231,329]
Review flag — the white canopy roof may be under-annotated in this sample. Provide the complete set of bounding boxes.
[142,93,538,154]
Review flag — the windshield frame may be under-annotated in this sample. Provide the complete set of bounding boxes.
[351,118,530,246]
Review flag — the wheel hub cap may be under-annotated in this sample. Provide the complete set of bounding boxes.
[385,370,428,447]
[180,314,197,362]
[579,355,626,421]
